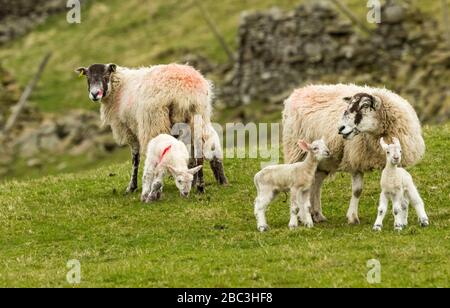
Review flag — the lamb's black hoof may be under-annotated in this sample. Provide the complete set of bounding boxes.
[420,220,430,228]
[125,185,138,195]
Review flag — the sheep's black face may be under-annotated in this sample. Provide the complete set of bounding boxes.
[75,64,117,102]
[338,93,381,140]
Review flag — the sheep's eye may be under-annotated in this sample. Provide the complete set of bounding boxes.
[313,147,319,151]
[387,151,390,154]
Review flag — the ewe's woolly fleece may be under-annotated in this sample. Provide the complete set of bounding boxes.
[101,64,213,152]
[283,84,425,173]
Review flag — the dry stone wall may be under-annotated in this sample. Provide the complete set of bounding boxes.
[222,1,450,123]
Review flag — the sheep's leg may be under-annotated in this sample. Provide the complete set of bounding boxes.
[210,158,229,186]
[373,192,389,231]
[310,171,328,223]
[406,183,429,227]
[141,162,156,203]
[347,172,364,225]
[300,190,314,228]
[148,170,165,202]
[288,188,300,230]
[401,195,410,227]
[195,158,205,193]
[125,143,140,194]
[209,159,220,183]
[189,157,205,194]
[393,193,404,231]
[190,120,206,193]
[254,188,275,232]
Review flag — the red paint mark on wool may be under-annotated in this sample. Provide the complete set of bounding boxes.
[159,145,172,164]
[290,89,308,111]
[127,95,134,108]
[290,87,331,112]
[159,65,207,92]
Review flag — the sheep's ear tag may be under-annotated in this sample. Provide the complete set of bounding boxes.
[78,71,85,78]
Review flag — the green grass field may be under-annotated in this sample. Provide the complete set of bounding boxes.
[0,124,448,288]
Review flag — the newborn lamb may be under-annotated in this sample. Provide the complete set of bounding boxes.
[141,134,202,203]
[254,139,330,232]
[373,138,429,231]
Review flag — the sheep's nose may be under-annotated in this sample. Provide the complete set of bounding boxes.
[338,126,346,134]
[91,90,103,101]
[181,192,189,198]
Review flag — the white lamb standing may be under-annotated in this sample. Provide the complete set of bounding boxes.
[141,134,203,203]
[254,139,331,232]
[373,137,430,231]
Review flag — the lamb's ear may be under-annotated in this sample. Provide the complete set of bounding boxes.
[380,138,389,151]
[343,97,352,104]
[188,165,203,175]
[75,67,87,77]
[372,95,382,110]
[107,63,117,73]
[167,165,179,175]
[297,140,311,152]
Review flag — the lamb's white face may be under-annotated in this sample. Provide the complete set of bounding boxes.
[380,138,402,166]
[169,166,203,198]
[310,139,331,161]
[338,93,381,140]
[298,139,331,161]
[174,173,195,197]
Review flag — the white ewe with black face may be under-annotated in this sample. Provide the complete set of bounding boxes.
[373,138,429,231]
[254,139,330,232]
[283,84,425,225]
[141,134,203,203]
[75,63,227,196]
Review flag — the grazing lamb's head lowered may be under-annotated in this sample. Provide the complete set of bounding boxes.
[167,165,203,198]
[380,137,402,166]
[75,63,117,102]
[298,139,331,161]
[338,93,382,140]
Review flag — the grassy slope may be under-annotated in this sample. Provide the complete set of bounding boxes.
[0,124,448,288]
[0,0,442,114]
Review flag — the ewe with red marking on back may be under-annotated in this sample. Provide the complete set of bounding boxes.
[75,63,227,196]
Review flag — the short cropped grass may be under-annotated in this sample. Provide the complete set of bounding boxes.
[0,124,448,287]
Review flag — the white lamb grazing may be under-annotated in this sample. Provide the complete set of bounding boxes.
[141,134,203,203]
[373,138,429,231]
[254,139,330,232]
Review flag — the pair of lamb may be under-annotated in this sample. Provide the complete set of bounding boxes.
[254,137,429,232]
